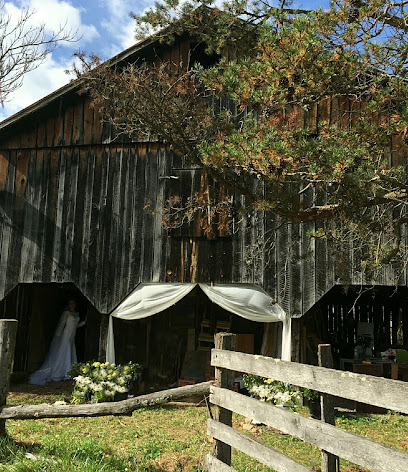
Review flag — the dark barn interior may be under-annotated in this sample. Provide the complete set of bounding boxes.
[5,281,408,385]
[3,283,266,388]
[112,286,265,386]
[0,283,100,372]
[300,285,408,379]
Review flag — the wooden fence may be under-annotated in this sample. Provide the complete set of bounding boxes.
[207,333,408,472]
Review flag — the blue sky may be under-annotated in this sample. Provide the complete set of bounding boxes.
[1,0,328,121]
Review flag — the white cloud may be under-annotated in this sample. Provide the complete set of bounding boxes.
[98,0,147,53]
[0,0,99,120]
[0,0,157,121]
[13,0,100,45]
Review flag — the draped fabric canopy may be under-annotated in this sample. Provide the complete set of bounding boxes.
[106,283,291,363]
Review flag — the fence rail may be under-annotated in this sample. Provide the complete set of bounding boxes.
[211,348,408,414]
[207,333,408,472]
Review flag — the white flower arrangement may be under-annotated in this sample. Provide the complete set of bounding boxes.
[69,361,141,403]
[243,375,302,407]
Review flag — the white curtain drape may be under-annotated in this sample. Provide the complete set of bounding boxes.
[198,284,291,360]
[106,283,291,363]
[198,284,284,323]
[106,283,196,363]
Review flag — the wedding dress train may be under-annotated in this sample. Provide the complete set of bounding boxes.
[29,310,84,386]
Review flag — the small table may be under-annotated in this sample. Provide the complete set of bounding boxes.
[340,358,400,379]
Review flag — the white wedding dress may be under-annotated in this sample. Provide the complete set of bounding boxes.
[29,310,85,386]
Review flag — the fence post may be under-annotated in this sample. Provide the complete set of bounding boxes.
[212,332,236,466]
[0,319,18,436]
[318,344,340,472]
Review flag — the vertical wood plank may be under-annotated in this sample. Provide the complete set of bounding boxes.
[318,344,340,472]
[212,333,236,466]
[98,313,109,362]
[291,318,301,363]
[0,319,18,436]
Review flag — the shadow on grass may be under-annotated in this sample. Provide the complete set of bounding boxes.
[334,410,405,427]
[0,434,42,462]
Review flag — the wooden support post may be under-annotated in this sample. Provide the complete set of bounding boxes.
[98,314,109,362]
[291,319,301,362]
[212,333,236,466]
[318,344,340,472]
[0,319,18,436]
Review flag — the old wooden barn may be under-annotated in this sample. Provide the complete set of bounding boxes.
[1,31,408,385]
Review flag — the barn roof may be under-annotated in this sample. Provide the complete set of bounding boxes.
[0,34,160,132]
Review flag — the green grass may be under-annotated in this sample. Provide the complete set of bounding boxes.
[1,384,407,471]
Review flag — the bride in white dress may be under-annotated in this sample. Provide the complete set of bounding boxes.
[29,300,86,386]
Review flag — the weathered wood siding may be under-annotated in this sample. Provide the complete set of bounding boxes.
[0,40,407,317]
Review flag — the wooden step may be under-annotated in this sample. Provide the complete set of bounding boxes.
[216,321,231,330]
[198,333,214,343]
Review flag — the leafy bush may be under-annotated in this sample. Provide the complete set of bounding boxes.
[68,361,141,403]
[302,388,319,401]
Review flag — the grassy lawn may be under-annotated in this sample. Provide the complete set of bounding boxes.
[1,382,407,471]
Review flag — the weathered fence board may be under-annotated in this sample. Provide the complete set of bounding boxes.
[210,386,408,472]
[208,418,312,472]
[205,454,236,471]
[0,381,213,420]
[211,349,408,414]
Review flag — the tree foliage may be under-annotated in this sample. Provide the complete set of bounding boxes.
[79,0,408,279]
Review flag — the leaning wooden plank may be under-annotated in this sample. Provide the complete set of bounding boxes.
[207,419,312,472]
[0,381,213,420]
[210,387,408,472]
[211,349,408,414]
[206,454,236,471]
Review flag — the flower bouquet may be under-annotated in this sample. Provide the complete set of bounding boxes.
[243,374,302,407]
[68,361,141,403]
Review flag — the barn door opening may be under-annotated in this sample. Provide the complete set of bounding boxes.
[301,285,408,369]
[111,286,265,386]
[0,283,101,372]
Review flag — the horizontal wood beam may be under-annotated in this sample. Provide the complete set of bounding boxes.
[206,454,236,471]
[0,381,213,420]
[210,387,408,472]
[0,141,164,151]
[208,418,312,472]
[211,349,408,414]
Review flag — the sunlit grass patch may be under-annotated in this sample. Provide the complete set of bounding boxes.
[1,385,407,471]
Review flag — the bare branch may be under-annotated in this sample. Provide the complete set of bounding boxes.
[0,1,77,102]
